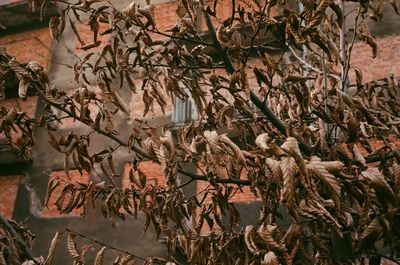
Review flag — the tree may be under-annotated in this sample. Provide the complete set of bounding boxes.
[1,0,400,264]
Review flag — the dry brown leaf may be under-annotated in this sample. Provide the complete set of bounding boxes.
[361,167,396,201]
[281,137,301,157]
[94,247,106,265]
[138,5,155,26]
[244,225,259,254]
[308,156,341,203]
[43,232,61,265]
[18,78,28,99]
[255,133,271,150]
[280,157,298,205]
[261,251,279,265]
[67,233,80,259]
[123,2,137,19]
[361,218,382,240]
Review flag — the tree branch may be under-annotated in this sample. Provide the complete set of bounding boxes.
[65,228,146,261]
[0,214,36,263]
[243,1,269,65]
[32,82,253,186]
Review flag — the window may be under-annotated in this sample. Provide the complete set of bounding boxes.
[171,92,199,124]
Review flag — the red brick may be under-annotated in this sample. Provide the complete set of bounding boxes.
[0,175,20,219]
[123,161,165,189]
[0,27,51,68]
[350,35,400,82]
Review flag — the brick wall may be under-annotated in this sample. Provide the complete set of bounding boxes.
[350,35,400,82]
[0,27,51,68]
[0,175,20,219]
[1,96,38,118]
[123,161,165,189]
[153,1,181,34]
[0,26,47,222]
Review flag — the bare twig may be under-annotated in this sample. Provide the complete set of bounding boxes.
[287,45,341,80]
[342,8,361,91]
[243,1,269,65]
[65,228,146,261]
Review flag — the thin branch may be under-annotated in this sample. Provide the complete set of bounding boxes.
[199,0,235,73]
[174,178,194,191]
[342,8,361,91]
[339,0,347,92]
[65,228,147,261]
[0,214,36,263]
[365,251,400,265]
[177,168,252,185]
[138,62,226,70]
[322,50,328,113]
[243,1,269,65]
[152,29,214,47]
[287,45,341,81]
